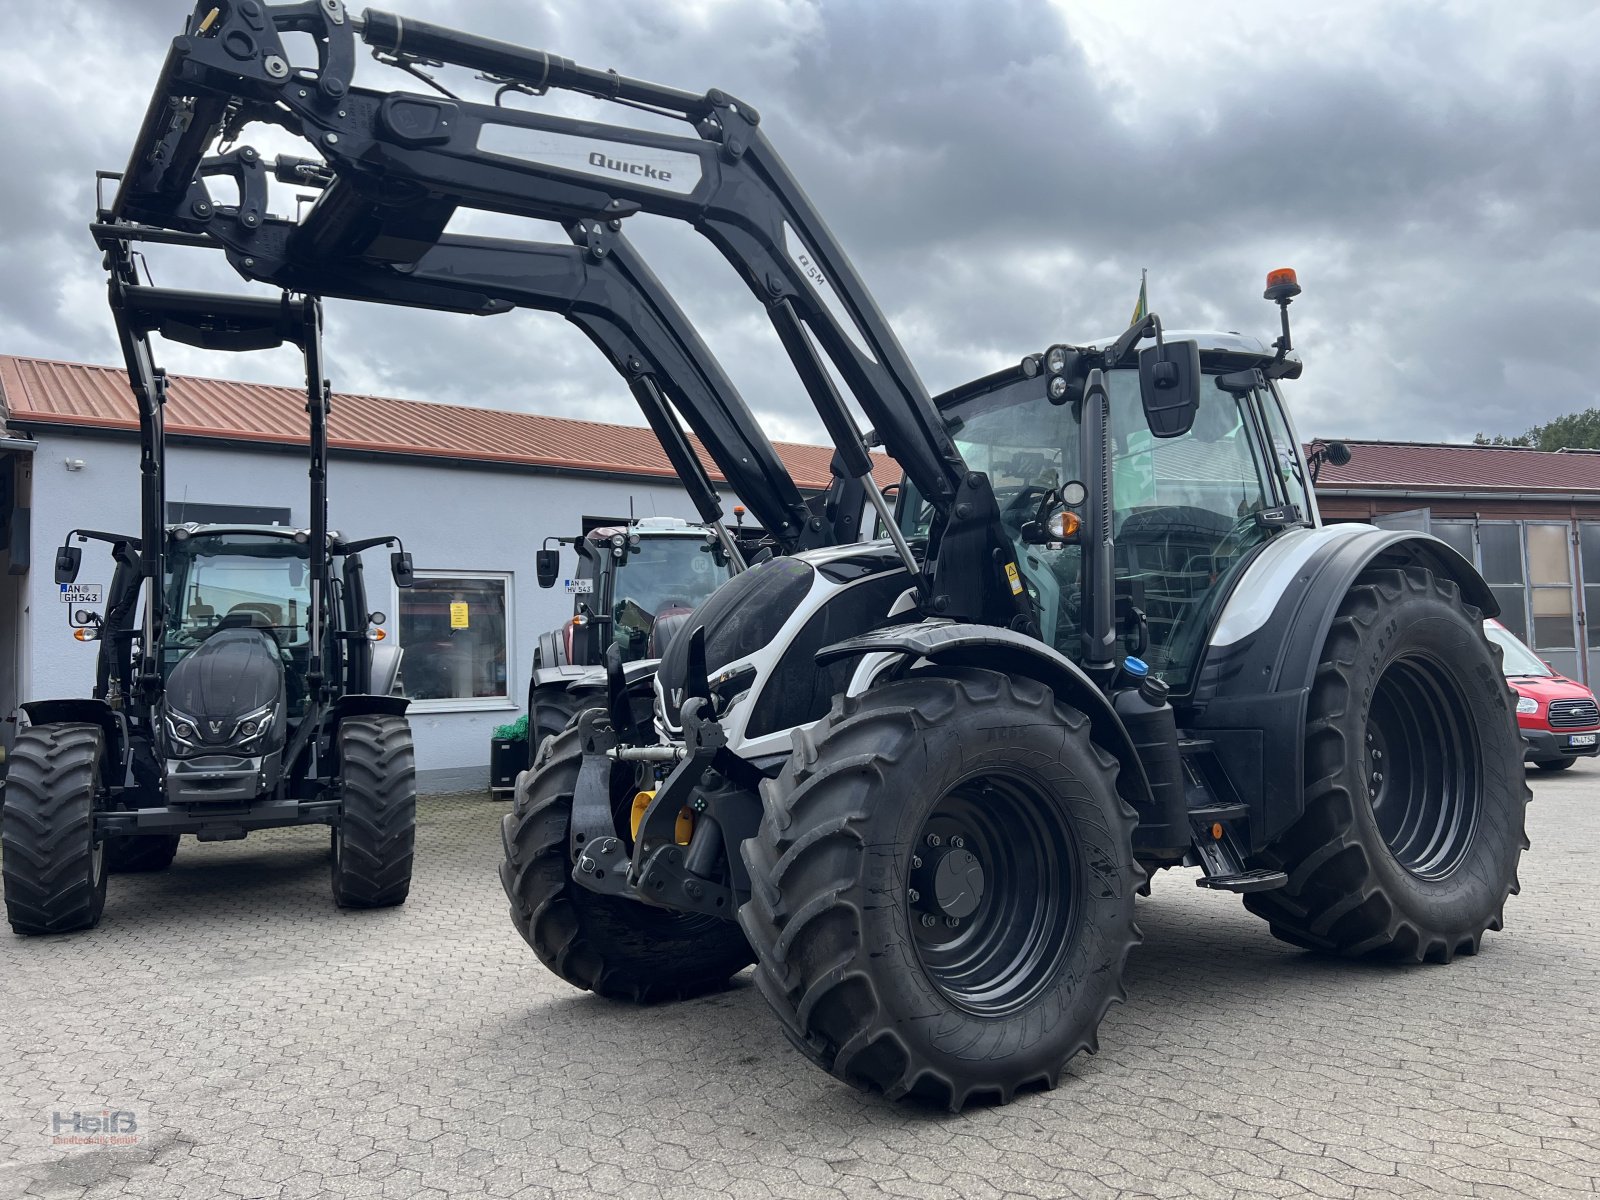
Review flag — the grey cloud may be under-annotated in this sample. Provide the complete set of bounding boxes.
[0,0,1595,453]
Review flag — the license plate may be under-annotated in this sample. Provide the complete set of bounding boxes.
[1568,733,1597,747]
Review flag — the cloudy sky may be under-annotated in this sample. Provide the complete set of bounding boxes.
[2,0,1597,449]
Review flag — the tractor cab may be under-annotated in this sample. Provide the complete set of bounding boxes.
[898,333,1313,692]
[539,517,738,668]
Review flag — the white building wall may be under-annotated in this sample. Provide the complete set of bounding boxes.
[21,430,725,792]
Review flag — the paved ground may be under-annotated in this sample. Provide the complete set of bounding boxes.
[1,768,1597,1200]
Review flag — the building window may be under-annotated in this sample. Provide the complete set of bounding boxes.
[167,501,292,526]
[1526,523,1575,651]
[397,572,512,709]
[1581,524,1600,652]
[1476,522,1529,643]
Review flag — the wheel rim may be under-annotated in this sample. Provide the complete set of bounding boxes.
[1364,652,1480,879]
[909,771,1081,1018]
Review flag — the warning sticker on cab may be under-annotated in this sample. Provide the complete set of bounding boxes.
[449,602,470,629]
[59,584,103,605]
[1004,562,1023,595]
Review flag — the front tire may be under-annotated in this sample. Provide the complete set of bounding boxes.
[1244,567,1530,961]
[331,716,417,909]
[2,723,108,935]
[498,720,753,1002]
[739,670,1141,1110]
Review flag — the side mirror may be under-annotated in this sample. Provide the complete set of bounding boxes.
[1137,338,1201,439]
[1325,440,1352,467]
[55,545,82,585]
[390,551,415,589]
[535,549,560,589]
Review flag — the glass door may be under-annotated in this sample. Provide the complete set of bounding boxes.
[1525,522,1579,680]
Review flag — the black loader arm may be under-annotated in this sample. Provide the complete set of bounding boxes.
[102,143,823,551]
[104,1,1017,623]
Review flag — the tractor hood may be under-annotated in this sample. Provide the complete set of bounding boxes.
[163,628,288,757]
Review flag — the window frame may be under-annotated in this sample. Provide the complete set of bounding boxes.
[395,568,517,714]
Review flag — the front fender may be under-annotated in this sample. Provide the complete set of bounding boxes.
[21,699,126,773]
[818,622,1156,821]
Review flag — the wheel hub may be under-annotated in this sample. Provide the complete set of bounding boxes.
[911,844,985,920]
[907,775,1083,1018]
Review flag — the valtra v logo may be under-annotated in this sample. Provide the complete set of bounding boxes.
[587,151,673,183]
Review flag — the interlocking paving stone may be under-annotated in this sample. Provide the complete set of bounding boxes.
[2,767,1597,1199]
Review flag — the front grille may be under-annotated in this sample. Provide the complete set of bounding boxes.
[1547,698,1600,729]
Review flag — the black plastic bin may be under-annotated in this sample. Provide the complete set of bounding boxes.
[489,736,529,797]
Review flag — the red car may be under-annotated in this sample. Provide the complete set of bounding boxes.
[1484,619,1600,771]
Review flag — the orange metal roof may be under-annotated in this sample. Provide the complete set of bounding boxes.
[1313,439,1600,494]
[0,355,899,492]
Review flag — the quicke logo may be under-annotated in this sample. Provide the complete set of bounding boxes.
[588,151,672,183]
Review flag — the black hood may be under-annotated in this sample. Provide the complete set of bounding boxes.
[165,628,286,747]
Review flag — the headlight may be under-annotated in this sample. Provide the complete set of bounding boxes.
[1516,695,1538,715]
[164,710,202,753]
[232,702,279,749]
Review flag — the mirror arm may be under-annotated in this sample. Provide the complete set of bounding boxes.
[1104,312,1161,370]
[338,534,401,556]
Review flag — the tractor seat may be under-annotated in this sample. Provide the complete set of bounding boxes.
[222,602,284,627]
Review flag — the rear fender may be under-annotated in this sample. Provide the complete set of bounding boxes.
[1189,526,1497,847]
[818,623,1155,816]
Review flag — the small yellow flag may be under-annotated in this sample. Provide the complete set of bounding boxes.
[449,602,470,629]
[1130,269,1148,327]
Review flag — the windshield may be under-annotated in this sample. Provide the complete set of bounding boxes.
[1484,621,1551,677]
[605,535,734,663]
[164,536,312,649]
[899,366,1280,690]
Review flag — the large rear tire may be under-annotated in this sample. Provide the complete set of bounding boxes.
[498,721,754,1002]
[2,723,108,935]
[739,670,1141,1110]
[106,835,180,873]
[331,716,417,909]
[1244,567,1530,961]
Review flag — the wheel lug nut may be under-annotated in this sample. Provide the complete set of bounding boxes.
[910,855,922,870]
[907,889,920,904]
[945,916,960,929]
[949,836,965,849]
[920,914,937,928]
[925,834,942,848]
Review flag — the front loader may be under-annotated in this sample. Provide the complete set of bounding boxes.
[1,249,419,934]
[111,3,1530,1109]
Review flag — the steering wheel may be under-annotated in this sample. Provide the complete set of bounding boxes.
[994,484,1059,534]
